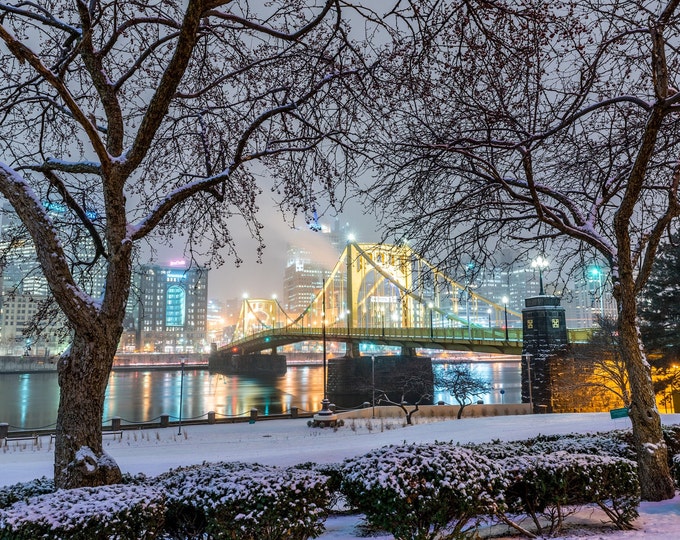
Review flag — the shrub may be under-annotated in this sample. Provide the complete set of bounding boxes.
[0,477,54,510]
[671,453,680,487]
[0,484,165,539]
[466,432,635,461]
[500,452,639,535]
[340,443,504,540]
[153,461,330,539]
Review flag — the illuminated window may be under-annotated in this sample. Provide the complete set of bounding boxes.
[166,285,186,327]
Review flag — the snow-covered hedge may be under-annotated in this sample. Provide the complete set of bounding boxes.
[465,432,635,461]
[0,477,54,510]
[501,451,639,535]
[0,484,165,539]
[340,444,504,540]
[153,461,330,540]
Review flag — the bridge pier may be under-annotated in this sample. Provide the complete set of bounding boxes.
[521,295,568,413]
[345,342,361,358]
[209,350,287,376]
[327,355,434,409]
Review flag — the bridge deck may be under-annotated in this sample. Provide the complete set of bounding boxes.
[222,327,592,357]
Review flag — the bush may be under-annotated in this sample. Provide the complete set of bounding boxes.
[465,432,635,461]
[500,452,639,535]
[0,477,54,510]
[153,461,330,539]
[340,444,504,540]
[671,453,680,487]
[0,484,165,539]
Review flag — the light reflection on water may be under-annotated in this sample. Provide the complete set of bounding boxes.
[0,361,520,429]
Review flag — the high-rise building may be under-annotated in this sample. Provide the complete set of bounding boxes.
[561,265,616,328]
[133,261,208,353]
[283,245,326,315]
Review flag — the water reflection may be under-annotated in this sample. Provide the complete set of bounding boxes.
[0,361,520,429]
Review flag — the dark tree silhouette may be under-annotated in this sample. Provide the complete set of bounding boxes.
[0,0,367,489]
[360,0,679,500]
[435,363,492,419]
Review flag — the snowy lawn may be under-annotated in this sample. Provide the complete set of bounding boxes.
[1,412,679,538]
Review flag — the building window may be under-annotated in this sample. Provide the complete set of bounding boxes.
[166,285,186,327]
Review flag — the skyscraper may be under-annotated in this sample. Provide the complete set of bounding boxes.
[133,261,208,353]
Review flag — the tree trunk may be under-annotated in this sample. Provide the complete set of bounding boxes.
[618,291,675,501]
[54,334,122,489]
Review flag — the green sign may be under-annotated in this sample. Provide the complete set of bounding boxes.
[609,407,629,419]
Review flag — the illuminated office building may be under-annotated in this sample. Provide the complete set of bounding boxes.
[133,261,208,353]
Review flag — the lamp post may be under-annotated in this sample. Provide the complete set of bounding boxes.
[487,308,492,329]
[322,279,327,401]
[178,359,185,435]
[523,353,534,412]
[502,296,509,341]
[532,256,549,295]
[371,355,376,419]
[428,302,434,339]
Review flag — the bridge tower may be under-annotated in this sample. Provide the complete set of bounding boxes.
[521,295,568,413]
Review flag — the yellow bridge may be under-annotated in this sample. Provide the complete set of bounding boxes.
[222,242,593,357]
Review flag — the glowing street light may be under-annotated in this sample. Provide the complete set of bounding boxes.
[531,256,549,295]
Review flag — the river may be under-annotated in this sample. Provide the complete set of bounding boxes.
[0,361,521,430]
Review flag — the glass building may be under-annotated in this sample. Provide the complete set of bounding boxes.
[133,262,208,353]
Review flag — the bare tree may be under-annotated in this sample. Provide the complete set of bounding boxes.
[0,0,367,489]
[435,363,492,419]
[376,370,433,425]
[361,1,679,500]
[562,315,631,410]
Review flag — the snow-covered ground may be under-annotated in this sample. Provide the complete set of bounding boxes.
[2,412,679,539]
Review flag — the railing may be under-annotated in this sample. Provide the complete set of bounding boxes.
[225,325,594,355]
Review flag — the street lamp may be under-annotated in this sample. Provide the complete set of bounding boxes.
[178,359,185,435]
[371,355,376,419]
[523,353,534,412]
[428,302,434,339]
[487,308,492,329]
[502,296,509,341]
[531,256,549,295]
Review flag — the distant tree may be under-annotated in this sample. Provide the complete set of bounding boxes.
[554,316,630,412]
[376,370,432,425]
[639,232,680,371]
[0,1,366,489]
[435,363,491,419]
[360,0,679,500]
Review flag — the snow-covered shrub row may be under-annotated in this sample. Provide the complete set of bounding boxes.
[340,444,505,540]
[0,484,165,539]
[0,476,54,510]
[464,432,635,461]
[152,461,330,540]
[501,451,639,534]
[339,443,640,539]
